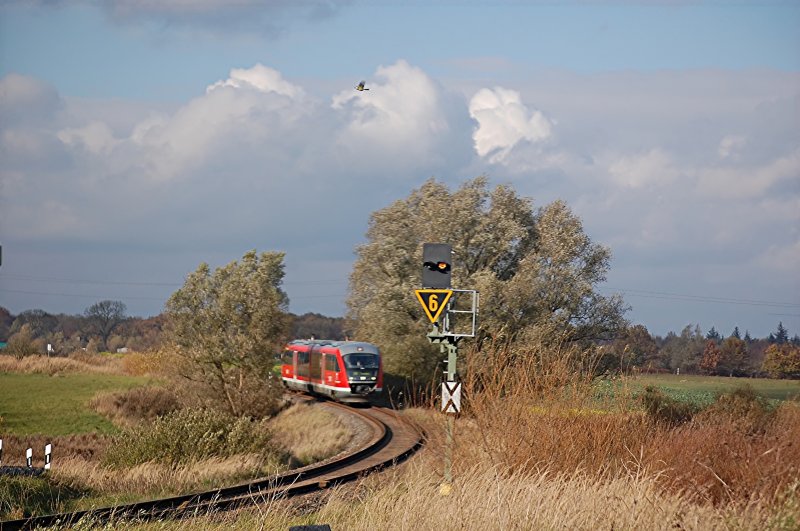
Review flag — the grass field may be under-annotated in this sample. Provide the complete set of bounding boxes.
[633,373,799,402]
[0,372,153,435]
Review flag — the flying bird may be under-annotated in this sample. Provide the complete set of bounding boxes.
[355,80,369,91]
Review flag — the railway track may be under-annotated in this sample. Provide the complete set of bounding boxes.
[0,400,423,530]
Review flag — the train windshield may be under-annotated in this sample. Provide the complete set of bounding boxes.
[342,353,379,369]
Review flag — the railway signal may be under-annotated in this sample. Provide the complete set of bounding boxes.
[416,242,479,495]
[422,243,451,289]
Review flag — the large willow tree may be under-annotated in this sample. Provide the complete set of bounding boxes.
[346,177,627,380]
[166,250,290,418]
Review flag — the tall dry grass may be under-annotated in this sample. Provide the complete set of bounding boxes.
[50,454,281,501]
[456,338,800,511]
[0,353,125,375]
[268,402,353,466]
[647,403,800,506]
[90,450,796,531]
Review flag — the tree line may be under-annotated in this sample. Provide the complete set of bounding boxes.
[0,304,343,358]
[599,322,800,379]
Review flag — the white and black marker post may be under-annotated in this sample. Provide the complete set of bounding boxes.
[26,448,33,468]
[0,438,3,465]
[45,443,52,470]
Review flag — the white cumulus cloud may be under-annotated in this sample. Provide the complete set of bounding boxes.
[206,63,305,99]
[331,60,453,169]
[468,86,553,164]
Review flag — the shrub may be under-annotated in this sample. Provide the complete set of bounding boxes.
[641,386,699,427]
[4,325,42,360]
[695,385,776,435]
[102,408,286,468]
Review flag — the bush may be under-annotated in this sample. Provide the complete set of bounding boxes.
[102,408,286,468]
[4,325,42,359]
[641,386,699,427]
[695,385,777,435]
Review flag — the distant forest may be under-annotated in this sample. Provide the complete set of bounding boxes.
[1,304,798,379]
[0,305,346,355]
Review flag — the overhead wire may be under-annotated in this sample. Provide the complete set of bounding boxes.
[1,273,797,307]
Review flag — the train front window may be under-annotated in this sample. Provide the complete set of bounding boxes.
[342,353,379,369]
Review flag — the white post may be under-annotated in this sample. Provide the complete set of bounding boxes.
[26,448,33,468]
[0,438,3,466]
[45,443,52,470]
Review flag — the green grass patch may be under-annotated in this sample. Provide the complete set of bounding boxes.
[597,374,800,409]
[0,372,152,436]
[634,374,800,402]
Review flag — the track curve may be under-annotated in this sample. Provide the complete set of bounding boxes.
[0,400,423,531]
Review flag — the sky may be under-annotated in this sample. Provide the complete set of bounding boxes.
[0,0,798,339]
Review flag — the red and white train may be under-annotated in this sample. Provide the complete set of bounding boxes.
[280,340,383,403]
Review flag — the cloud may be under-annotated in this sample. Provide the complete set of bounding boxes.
[468,87,553,164]
[4,0,351,37]
[206,64,305,99]
[126,64,312,182]
[331,60,457,171]
[755,239,800,273]
[0,73,62,126]
[718,134,747,160]
[0,61,470,252]
[695,148,800,199]
[105,0,350,37]
[607,149,680,189]
[57,122,118,155]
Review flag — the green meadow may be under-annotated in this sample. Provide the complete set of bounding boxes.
[0,372,151,435]
[605,373,800,408]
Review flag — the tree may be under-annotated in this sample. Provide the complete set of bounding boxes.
[661,324,705,374]
[346,177,628,380]
[762,343,800,379]
[706,326,721,341]
[5,324,43,359]
[602,324,659,373]
[10,309,58,339]
[292,313,345,341]
[771,322,789,344]
[731,326,741,339]
[84,300,127,350]
[166,250,290,418]
[699,340,721,374]
[718,336,749,376]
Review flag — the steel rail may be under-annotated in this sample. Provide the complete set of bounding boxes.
[0,401,422,530]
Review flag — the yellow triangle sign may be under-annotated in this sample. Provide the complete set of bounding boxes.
[414,289,453,323]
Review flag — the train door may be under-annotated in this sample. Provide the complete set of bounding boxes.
[297,349,309,379]
[310,346,322,383]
